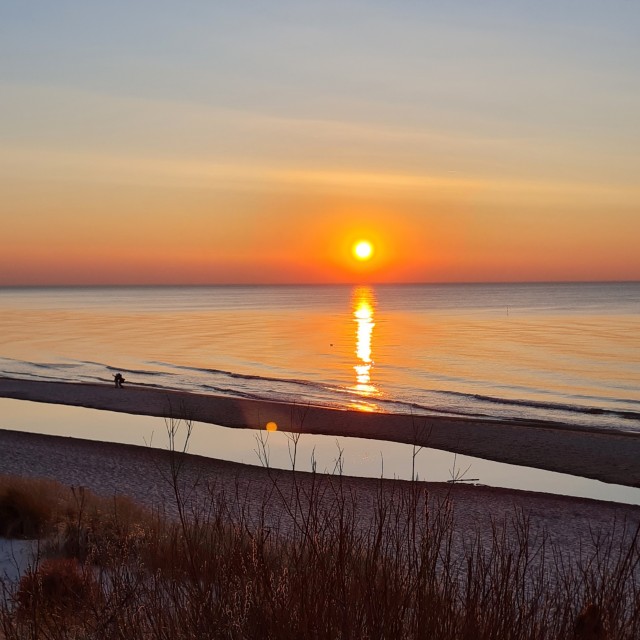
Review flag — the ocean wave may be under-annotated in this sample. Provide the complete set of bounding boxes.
[151,363,640,421]
[148,360,336,388]
[151,361,640,422]
[467,391,640,421]
[108,366,171,377]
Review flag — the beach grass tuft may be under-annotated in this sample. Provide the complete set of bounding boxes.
[15,557,101,623]
[0,476,61,539]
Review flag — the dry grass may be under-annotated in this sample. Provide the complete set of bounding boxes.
[0,429,639,639]
[15,557,101,621]
[0,476,64,538]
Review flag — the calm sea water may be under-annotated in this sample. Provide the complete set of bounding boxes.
[1,283,639,433]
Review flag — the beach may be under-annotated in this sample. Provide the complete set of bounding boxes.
[1,377,639,488]
[4,4,640,631]
[2,426,640,564]
[3,375,640,607]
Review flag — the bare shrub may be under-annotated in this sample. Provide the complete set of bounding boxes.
[15,557,101,620]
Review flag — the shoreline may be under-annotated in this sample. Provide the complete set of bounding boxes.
[1,376,640,487]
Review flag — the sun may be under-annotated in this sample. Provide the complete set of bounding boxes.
[353,240,374,261]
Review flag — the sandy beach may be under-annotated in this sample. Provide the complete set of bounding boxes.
[2,376,640,555]
[1,377,639,487]
[3,375,640,597]
[2,426,640,564]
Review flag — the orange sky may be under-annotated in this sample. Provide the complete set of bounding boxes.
[1,3,639,285]
[2,163,638,285]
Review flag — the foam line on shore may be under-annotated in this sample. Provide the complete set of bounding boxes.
[1,377,639,487]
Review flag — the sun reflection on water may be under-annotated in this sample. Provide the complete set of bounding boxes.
[352,286,377,398]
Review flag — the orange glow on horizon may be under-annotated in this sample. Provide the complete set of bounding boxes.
[1,182,638,285]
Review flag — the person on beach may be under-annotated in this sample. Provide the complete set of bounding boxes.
[113,373,125,388]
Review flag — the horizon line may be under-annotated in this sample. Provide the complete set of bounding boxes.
[1,278,639,289]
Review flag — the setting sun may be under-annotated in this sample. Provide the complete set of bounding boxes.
[353,241,374,261]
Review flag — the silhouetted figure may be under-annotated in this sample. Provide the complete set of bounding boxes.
[113,373,125,389]
[574,603,606,640]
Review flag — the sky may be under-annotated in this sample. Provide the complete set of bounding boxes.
[1,1,639,285]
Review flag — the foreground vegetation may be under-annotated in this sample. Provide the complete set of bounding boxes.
[0,435,639,639]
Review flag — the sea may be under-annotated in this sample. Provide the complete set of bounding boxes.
[1,282,640,503]
[1,282,639,431]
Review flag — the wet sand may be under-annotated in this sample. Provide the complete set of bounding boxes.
[1,377,639,487]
